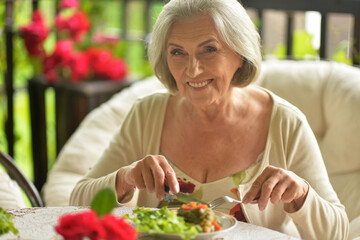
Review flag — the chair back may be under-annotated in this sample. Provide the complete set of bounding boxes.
[0,150,44,207]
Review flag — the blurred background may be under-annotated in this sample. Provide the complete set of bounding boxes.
[0,0,358,193]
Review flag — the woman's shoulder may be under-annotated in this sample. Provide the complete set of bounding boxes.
[136,90,170,104]
[131,91,170,111]
[246,85,307,124]
[262,87,307,123]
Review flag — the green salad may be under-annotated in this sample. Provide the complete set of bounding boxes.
[0,208,18,236]
[124,206,202,240]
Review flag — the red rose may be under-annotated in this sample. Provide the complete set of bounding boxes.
[55,210,137,240]
[56,10,91,42]
[100,215,138,240]
[31,10,44,23]
[105,58,127,81]
[67,52,90,82]
[42,40,74,82]
[59,0,80,9]
[51,39,74,66]
[55,210,106,240]
[20,10,48,56]
[86,47,113,78]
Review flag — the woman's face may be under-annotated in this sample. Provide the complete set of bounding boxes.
[166,14,243,108]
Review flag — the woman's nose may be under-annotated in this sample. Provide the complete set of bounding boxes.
[186,57,202,78]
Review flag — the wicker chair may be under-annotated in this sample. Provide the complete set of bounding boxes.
[0,150,44,208]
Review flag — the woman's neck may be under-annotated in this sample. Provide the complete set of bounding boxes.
[175,87,250,127]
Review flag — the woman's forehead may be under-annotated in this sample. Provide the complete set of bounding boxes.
[167,15,222,46]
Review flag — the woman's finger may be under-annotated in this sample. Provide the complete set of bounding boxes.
[163,167,179,194]
[132,169,146,190]
[243,166,273,204]
[142,167,155,194]
[243,176,265,204]
[281,177,302,203]
[154,158,179,200]
[151,163,166,200]
[269,178,289,205]
[258,175,279,210]
[125,155,178,200]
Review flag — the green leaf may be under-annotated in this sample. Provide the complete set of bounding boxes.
[90,187,117,217]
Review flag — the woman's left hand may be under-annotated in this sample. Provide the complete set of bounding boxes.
[242,165,309,212]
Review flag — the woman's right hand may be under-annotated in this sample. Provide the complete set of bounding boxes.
[117,155,179,201]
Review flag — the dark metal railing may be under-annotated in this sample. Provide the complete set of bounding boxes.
[241,0,360,64]
[4,0,15,157]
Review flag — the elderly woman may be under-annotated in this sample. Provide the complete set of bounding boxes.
[70,0,348,238]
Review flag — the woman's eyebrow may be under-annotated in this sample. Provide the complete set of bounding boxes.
[198,38,218,47]
[167,38,218,48]
[167,43,183,48]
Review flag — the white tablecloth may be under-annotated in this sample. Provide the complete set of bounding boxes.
[0,207,299,240]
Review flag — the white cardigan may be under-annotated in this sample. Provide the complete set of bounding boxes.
[70,91,348,239]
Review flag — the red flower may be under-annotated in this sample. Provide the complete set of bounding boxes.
[55,210,137,240]
[20,10,48,56]
[51,39,74,65]
[43,40,74,82]
[85,47,115,79]
[59,0,80,9]
[56,10,91,42]
[100,214,138,240]
[20,4,128,83]
[55,210,106,240]
[105,58,127,81]
[67,52,90,82]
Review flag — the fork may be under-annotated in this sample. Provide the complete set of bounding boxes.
[208,196,258,209]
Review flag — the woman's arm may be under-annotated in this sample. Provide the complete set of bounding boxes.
[69,101,145,206]
[244,104,349,239]
[284,120,349,239]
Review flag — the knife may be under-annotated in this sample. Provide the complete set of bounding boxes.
[163,192,207,205]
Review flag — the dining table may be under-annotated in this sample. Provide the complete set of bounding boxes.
[0,206,300,240]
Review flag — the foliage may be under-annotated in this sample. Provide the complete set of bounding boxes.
[0,208,18,236]
[332,40,353,65]
[273,30,318,60]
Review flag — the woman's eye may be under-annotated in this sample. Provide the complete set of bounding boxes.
[170,49,183,56]
[205,46,217,53]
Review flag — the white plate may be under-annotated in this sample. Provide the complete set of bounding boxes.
[138,210,237,240]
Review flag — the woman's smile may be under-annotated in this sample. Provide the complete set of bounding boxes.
[187,79,213,88]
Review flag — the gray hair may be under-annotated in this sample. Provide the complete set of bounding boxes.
[147,0,262,93]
